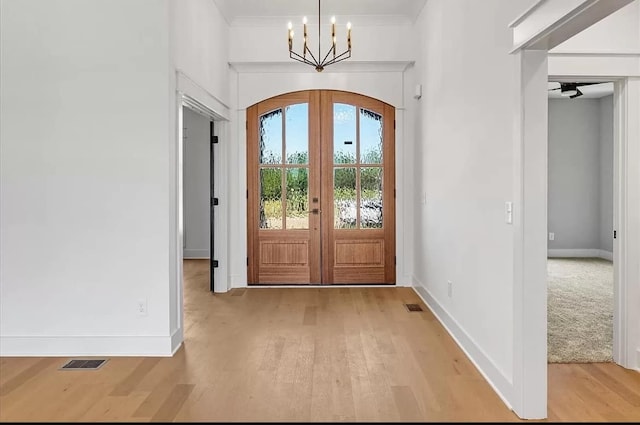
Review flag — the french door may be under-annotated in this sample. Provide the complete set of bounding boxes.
[247,90,395,284]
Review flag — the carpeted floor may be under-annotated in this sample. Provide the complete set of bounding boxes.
[547,257,613,363]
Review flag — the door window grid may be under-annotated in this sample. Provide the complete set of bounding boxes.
[333,104,384,229]
[259,104,309,230]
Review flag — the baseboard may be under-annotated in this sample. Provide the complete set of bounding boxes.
[547,249,612,261]
[411,277,514,412]
[230,276,407,288]
[0,335,175,357]
[183,249,209,259]
[599,250,613,261]
[171,328,183,355]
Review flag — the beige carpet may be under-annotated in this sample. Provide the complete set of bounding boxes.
[547,257,613,363]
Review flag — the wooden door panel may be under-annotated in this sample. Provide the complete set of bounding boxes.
[333,269,385,284]
[256,232,312,283]
[321,91,396,284]
[331,235,388,283]
[248,90,394,285]
[260,239,309,265]
[247,91,320,284]
[334,239,384,266]
[333,238,386,283]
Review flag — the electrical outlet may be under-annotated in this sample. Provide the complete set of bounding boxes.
[447,281,453,298]
[137,299,147,316]
[549,232,555,241]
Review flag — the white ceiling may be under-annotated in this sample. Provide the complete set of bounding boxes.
[548,82,614,99]
[212,0,428,22]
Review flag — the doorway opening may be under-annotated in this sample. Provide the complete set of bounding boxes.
[546,80,615,363]
[246,90,396,285]
[172,86,229,354]
[182,105,217,292]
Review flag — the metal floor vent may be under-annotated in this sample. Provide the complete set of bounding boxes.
[60,359,108,370]
[404,303,424,312]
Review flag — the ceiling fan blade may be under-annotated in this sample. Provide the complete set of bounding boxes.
[548,87,561,91]
[576,82,607,87]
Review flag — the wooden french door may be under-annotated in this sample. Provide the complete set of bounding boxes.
[247,90,395,284]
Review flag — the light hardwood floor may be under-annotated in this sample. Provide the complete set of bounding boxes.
[1,259,638,422]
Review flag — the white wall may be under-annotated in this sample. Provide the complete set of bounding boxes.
[409,3,638,414]
[547,98,603,251]
[0,0,173,355]
[171,0,231,107]
[600,95,614,253]
[229,16,414,109]
[411,0,532,405]
[552,0,640,53]
[229,16,414,64]
[0,0,232,356]
[549,0,640,77]
[183,107,211,259]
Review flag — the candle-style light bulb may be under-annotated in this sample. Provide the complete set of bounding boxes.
[346,22,352,50]
[287,22,293,51]
[288,21,292,30]
[303,16,308,57]
[331,16,336,56]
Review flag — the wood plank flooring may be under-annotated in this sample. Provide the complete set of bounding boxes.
[1,259,638,422]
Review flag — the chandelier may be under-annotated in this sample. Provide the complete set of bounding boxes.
[287,0,351,72]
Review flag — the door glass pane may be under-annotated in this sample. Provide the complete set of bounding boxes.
[286,103,309,164]
[334,167,357,229]
[259,168,282,229]
[333,103,356,164]
[286,168,309,229]
[259,109,282,164]
[361,167,383,228]
[360,108,383,164]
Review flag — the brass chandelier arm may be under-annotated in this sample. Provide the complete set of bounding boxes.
[289,50,318,68]
[320,49,351,68]
[290,49,351,72]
